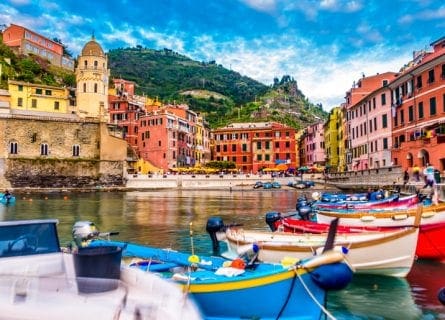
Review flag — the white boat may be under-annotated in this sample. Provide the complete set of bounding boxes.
[0,219,201,320]
[217,222,420,277]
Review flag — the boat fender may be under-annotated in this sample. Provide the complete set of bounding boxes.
[310,262,353,291]
[311,192,321,201]
[391,214,408,221]
[188,255,200,264]
[422,211,435,218]
[206,217,225,253]
[265,211,281,231]
[231,258,246,269]
[438,287,445,305]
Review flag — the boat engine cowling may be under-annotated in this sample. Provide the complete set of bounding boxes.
[265,211,281,231]
[206,217,225,253]
[298,205,312,220]
[72,221,99,247]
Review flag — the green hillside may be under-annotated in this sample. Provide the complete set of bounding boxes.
[108,47,327,128]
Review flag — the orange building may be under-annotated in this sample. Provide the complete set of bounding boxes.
[389,36,445,172]
[212,122,296,173]
[2,24,74,70]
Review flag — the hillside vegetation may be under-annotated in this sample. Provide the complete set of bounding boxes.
[108,47,327,128]
[0,34,327,128]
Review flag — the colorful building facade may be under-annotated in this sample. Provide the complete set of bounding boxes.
[346,72,397,171]
[389,37,445,172]
[8,80,70,114]
[344,73,397,171]
[2,24,74,70]
[300,121,325,168]
[212,122,296,173]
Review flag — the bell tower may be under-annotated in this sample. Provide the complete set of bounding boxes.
[75,35,109,121]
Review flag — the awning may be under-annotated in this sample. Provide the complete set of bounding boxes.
[276,163,288,171]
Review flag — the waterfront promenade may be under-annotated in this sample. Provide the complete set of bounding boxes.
[125,172,327,190]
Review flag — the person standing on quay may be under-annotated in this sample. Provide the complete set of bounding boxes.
[403,170,409,185]
[413,165,420,182]
[423,164,435,188]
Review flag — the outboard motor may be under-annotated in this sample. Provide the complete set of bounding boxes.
[72,221,100,248]
[296,199,308,209]
[206,217,225,253]
[298,205,312,220]
[265,211,282,231]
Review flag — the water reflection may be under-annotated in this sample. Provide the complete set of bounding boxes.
[408,260,445,319]
[329,275,422,320]
[2,190,445,318]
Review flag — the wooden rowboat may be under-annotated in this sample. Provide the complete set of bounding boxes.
[218,223,419,277]
[271,202,445,261]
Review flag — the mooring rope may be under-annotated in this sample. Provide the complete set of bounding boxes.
[295,267,337,320]
[275,268,297,319]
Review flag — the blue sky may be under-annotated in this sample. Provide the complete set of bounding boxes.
[1,0,444,110]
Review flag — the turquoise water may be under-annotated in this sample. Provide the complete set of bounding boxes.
[1,189,444,319]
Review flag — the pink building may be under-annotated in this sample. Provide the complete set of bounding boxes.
[300,121,325,167]
[344,73,397,171]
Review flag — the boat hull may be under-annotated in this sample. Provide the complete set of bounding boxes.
[223,227,419,277]
[188,266,325,320]
[91,240,352,320]
[297,203,445,260]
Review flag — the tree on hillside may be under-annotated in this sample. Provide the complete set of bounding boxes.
[52,38,73,57]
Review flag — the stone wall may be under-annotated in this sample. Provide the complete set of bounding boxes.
[0,115,125,189]
[327,166,404,190]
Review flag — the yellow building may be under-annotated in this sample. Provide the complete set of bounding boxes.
[324,107,342,172]
[194,115,210,166]
[8,80,70,114]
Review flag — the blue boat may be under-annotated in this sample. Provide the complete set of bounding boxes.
[79,221,354,320]
[272,181,281,188]
[263,181,273,189]
[0,192,16,205]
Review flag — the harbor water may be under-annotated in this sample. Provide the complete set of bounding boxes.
[1,189,444,319]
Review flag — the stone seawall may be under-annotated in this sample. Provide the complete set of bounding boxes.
[327,166,404,190]
[125,173,326,190]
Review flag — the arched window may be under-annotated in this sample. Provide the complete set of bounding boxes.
[94,61,98,69]
[84,60,87,67]
[83,83,87,92]
[9,142,18,154]
[40,143,49,156]
[94,83,98,93]
[72,145,80,157]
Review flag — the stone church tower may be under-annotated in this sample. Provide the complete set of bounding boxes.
[75,36,110,121]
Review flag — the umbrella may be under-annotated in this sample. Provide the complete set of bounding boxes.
[276,163,288,171]
[298,166,309,172]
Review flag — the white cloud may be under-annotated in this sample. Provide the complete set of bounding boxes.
[186,34,412,111]
[102,23,139,48]
[139,29,185,52]
[239,0,277,12]
[399,6,445,24]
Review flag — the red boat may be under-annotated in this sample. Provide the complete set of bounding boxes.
[266,202,445,261]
